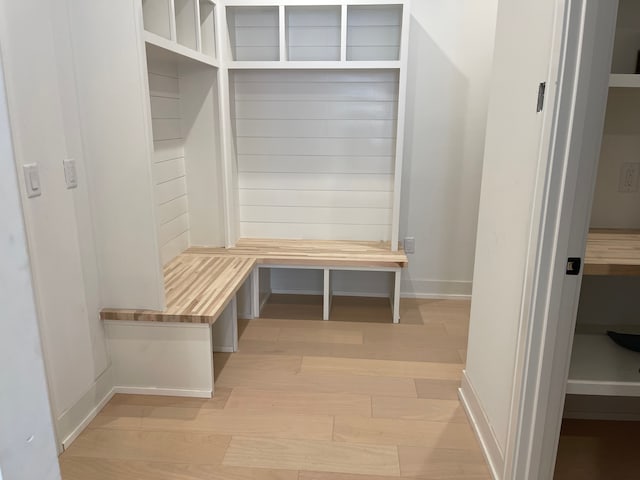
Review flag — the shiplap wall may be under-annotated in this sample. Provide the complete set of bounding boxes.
[148,60,190,264]
[232,69,398,240]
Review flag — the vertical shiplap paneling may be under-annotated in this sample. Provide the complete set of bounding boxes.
[148,60,190,263]
[232,70,398,241]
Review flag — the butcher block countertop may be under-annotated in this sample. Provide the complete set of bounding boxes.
[584,229,640,276]
[101,255,256,323]
[101,239,408,324]
[187,238,409,268]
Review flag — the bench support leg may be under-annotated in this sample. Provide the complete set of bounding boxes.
[251,267,260,318]
[323,268,330,320]
[393,269,401,324]
[212,297,238,352]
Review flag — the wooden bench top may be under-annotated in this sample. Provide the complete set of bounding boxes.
[187,238,408,268]
[101,255,256,323]
[101,239,407,324]
[584,229,640,276]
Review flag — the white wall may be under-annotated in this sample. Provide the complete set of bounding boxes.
[0,51,61,480]
[0,0,112,448]
[148,59,191,264]
[464,0,561,462]
[232,69,397,241]
[258,1,499,298]
[399,0,499,298]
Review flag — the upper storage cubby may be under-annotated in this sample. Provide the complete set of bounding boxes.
[609,0,640,87]
[346,4,403,61]
[610,0,640,74]
[286,6,341,61]
[224,1,408,67]
[141,0,218,66]
[200,0,217,57]
[142,0,173,40]
[174,0,199,50]
[227,6,280,61]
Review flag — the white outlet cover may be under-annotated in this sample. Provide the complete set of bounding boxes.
[404,237,415,254]
[619,162,639,193]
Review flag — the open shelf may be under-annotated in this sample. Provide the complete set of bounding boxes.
[567,333,640,397]
[227,6,280,61]
[199,0,217,58]
[286,6,341,61]
[227,60,400,69]
[584,229,640,276]
[174,0,199,51]
[347,4,403,61]
[142,0,173,40]
[610,74,640,88]
[145,31,218,68]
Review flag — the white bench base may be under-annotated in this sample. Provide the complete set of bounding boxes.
[104,298,238,398]
[251,265,402,323]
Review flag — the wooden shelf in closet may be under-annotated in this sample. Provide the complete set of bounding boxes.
[584,229,640,276]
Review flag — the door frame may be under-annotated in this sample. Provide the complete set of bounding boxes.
[502,0,619,478]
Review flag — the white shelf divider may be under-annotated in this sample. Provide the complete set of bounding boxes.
[144,31,218,68]
[567,333,640,397]
[609,73,640,88]
[228,60,400,69]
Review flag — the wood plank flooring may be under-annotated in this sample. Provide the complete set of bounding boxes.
[60,298,491,479]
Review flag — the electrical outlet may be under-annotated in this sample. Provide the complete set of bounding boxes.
[619,163,639,193]
[404,237,415,254]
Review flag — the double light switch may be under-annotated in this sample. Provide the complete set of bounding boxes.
[22,159,78,198]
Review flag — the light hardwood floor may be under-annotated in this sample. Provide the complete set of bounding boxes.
[59,297,492,479]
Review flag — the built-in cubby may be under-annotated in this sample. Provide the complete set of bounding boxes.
[174,0,199,50]
[200,1,217,57]
[227,6,280,61]
[141,0,218,65]
[142,0,173,40]
[286,6,341,61]
[347,4,403,61]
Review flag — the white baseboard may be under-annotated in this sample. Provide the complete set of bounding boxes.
[213,346,235,353]
[401,292,472,300]
[401,279,472,298]
[58,366,115,450]
[459,370,503,480]
[113,386,212,398]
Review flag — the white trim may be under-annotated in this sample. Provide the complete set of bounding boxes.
[504,1,619,478]
[401,279,472,297]
[213,346,235,353]
[260,291,272,311]
[390,0,410,251]
[61,386,115,450]
[401,292,472,300]
[224,0,408,6]
[104,319,210,329]
[459,371,503,480]
[113,386,212,398]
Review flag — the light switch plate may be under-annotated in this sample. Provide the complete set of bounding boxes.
[23,163,41,198]
[63,158,78,189]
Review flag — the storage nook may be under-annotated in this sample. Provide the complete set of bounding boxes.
[565,0,640,417]
[68,0,410,398]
